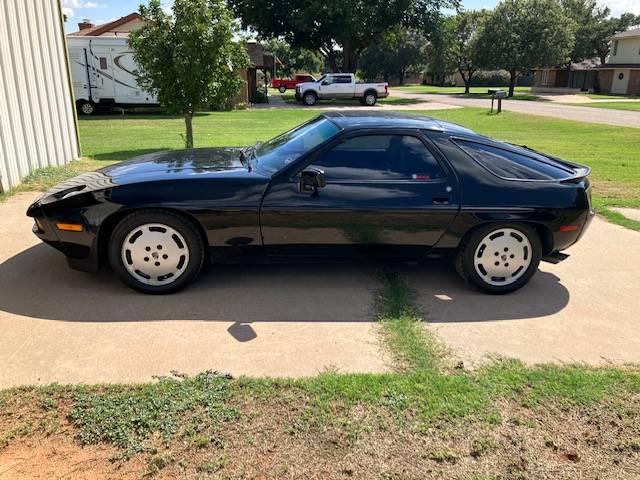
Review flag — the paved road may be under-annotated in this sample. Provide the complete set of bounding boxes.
[391,90,640,128]
[1,193,639,387]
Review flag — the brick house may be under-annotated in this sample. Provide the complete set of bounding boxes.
[596,28,640,95]
[533,27,640,95]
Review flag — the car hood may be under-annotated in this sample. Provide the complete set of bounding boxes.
[296,81,318,88]
[37,148,253,204]
[101,148,246,179]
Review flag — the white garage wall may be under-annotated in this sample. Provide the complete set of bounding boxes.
[0,0,80,193]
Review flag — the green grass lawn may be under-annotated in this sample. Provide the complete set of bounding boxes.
[4,107,640,229]
[571,101,640,111]
[393,84,532,95]
[584,92,640,100]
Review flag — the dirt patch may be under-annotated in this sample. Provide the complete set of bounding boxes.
[1,391,639,479]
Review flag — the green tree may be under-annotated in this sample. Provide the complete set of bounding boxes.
[229,0,457,72]
[360,28,427,85]
[452,10,487,93]
[560,0,608,83]
[129,0,248,148]
[425,16,457,86]
[592,13,640,65]
[264,38,324,77]
[473,0,575,96]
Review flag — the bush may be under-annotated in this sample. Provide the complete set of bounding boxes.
[470,70,534,87]
[250,87,269,104]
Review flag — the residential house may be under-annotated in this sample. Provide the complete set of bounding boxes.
[596,28,640,95]
[68,13,146,37]
[533,59,600,94]
[533,27,640,95]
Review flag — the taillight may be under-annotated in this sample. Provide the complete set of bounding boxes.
[385,85,388,94]
[560,225,580,232]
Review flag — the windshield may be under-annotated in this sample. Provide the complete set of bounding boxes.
[252,117,341,174]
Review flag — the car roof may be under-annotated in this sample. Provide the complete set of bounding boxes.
[321,111,475,135]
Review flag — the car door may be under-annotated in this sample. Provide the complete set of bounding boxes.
[317,75,348,98]
[260,129,461,257]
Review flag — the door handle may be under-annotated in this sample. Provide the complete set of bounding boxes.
[432,197,450,205]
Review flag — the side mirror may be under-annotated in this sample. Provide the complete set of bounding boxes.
[300,167,326,194]
[321,80,329,86]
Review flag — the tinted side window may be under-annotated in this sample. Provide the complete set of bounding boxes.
[455,140,571,180]
[313,135,445,181]
[336,75,352,84]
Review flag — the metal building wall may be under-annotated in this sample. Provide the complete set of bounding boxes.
[0,0,80,193]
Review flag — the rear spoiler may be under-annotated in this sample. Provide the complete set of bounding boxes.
[518,144,591,182]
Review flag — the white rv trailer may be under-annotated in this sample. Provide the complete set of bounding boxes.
[66,36,158,114]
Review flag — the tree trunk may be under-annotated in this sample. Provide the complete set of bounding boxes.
[399,69,405,86]
[567,62,573,88]
[466,70,475,94]
[459,67,469,94]
[508,69,517,97]
[184,111,194,149]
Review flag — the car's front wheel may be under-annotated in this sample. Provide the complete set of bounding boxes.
[455,223,541,294]
[109,210,205,294]
[303,91,317,106]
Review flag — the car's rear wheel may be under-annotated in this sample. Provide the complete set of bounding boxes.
[109,210,205,294]
[363,92,377,106]
[278,85,287,93]
[77,100,95,115]
[455,223,541,294]
[303,91,317,106]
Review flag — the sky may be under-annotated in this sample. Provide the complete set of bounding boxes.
[62,0,640,33]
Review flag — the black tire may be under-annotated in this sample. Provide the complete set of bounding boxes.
[278,85,287,93]
[303,91,317,106]
[454,223,541,294]
[108,209,205,294]
[363,91,377,106]
[77,100,95,115]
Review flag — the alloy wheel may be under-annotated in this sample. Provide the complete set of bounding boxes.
[121,223,190,286]
[473,227,532,286]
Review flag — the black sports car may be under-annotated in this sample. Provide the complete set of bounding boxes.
[27,112,594,294]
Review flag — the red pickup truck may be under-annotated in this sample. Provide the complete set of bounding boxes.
[271,74,317,93]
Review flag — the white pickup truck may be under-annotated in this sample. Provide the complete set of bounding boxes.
[294,73,388,106]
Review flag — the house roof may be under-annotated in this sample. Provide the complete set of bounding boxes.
[534,58,601,71]
[246,42,274,69]
[611,27,640,40]
[68,12,143,36]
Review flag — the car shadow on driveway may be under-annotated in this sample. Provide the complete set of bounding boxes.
[0,245,569,324]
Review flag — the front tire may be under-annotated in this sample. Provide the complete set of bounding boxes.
[278,85,287,93]
[303,91,317,106]
[455,223,541,294]
[109,210,205,294]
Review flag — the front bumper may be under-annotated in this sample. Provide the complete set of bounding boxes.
[27,198,101,273]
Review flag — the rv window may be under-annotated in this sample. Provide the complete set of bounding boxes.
[99,57,108,70]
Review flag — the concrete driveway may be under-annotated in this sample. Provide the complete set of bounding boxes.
[1,193,639,388]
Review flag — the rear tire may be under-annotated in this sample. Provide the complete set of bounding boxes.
[363,92,377,106]
[303,91,317,106]
[77,100,95,115]
[109,210,205,294]
[278,85,287,93]
[455,223,541,294]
